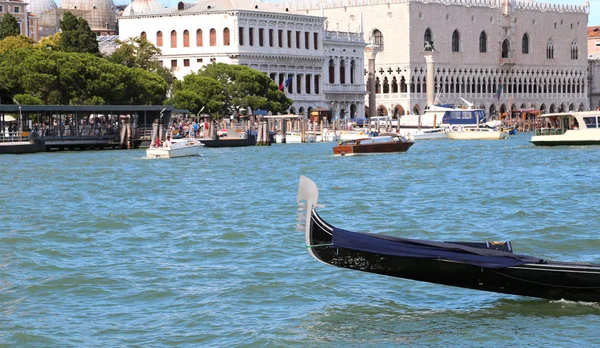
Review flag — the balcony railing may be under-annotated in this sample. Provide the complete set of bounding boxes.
[324,84,367,93]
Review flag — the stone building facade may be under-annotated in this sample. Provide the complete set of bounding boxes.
[290,0,590,117]
[118,0,366,119]
[0,0,38,41]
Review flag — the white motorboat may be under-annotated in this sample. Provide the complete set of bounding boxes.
[146,138,204,158]
[276,132,316,143]
[409,128,448,140]
[446,126,508,140]
[531,111,600,146]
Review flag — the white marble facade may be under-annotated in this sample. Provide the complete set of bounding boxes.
[289,0,591,116]
[118,0,366,119]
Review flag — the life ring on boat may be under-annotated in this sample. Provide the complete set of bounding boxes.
[239,132,247,138]
[340,151,346,156]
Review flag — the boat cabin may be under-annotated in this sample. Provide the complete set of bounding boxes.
[436,108,486,126]
[533,111,600,136]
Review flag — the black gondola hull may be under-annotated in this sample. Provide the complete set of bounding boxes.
[308,210,600,302]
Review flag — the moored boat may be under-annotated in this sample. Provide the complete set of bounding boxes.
[446,126,508,140]
[296,176,600,302]
[146,138,203,158]
[531,111,600,146]
[332,134,413,156]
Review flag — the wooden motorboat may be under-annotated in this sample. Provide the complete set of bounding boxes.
[531,111,600,146]
[146,138,203,158]
[332,134,413,156]
[297,176,600,302]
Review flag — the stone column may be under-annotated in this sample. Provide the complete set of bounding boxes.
[365,44,379,118]
[424,50,438,108]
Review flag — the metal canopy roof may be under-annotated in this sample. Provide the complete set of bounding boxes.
[0,105,189,114]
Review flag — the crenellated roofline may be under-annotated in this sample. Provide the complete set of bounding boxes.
[283,0,589,15]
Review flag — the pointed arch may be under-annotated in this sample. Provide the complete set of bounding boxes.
[372,29,384,51]
[522,33,529,54]
[424,28,432,49]
[502,39,509,58]
[479,31,487,53]
[452,30,460,52]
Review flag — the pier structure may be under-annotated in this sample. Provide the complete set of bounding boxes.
[0,105,187,153]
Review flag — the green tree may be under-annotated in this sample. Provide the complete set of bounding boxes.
[171,63,292,118]
[0,35,33,54]
[0,13,20,40]
[59,12,99,55]
[109,37,175,94]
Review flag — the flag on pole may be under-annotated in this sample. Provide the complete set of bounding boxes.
[496,85,503,101]
[279,76,293,91]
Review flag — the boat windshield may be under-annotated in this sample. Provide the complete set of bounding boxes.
[441,110,486,125]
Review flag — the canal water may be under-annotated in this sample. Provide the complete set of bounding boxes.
[2,132,600,346]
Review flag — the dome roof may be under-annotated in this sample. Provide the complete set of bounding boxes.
[59,0,117,32]
[26,0,58,17]
[122,0,165,17]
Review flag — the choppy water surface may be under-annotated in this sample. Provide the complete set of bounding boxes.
[2,133,600,346]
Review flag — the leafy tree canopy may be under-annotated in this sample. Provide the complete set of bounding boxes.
[59,12,99,55]
[0,35,33,54]
[0,48,167,105]
[0,13,20,40]
[171,63,292,119]
[35,32,61,51]
[108,36,175,90]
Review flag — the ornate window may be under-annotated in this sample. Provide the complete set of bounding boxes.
[546,39,554,59]
[502,39,509,58]
[141,32,147,40]
[183,30,189,47]
[224,28,230,46]
[522,33,529,54]
[196,29,203,46]
[350,60,355,84]
[372,29,383,51]
[328,59,335,84]
[156,31,163,47]
[452,30,459,52]
[424,28,432,48]
[571,40,578,60]
[479,31,487,53]
[339,60,346,84]
[210,29,217,46]
[171,30,177,48]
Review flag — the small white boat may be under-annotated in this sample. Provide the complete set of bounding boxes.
[409,128,448,140]
[446,126,508,140]
[531,111,600,146]
[146,138,204,158]
[276,132,316,143]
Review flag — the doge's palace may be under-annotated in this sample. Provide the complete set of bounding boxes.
[288,0,591,117]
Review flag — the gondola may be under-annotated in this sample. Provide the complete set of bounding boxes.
[297,176,600,302]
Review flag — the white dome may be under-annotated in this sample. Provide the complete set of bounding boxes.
[26,0,58,16]
[123,0,165,16]
[60,0,117,32]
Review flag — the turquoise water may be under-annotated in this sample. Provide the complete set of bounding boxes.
[2,133,600,346]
